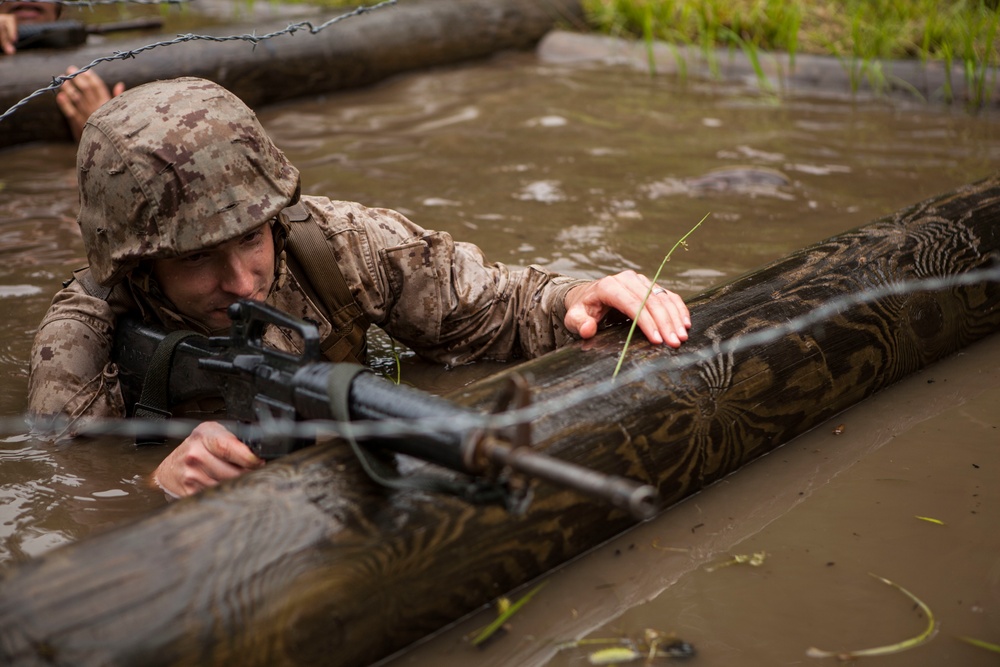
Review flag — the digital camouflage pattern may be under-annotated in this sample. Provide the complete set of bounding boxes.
[77,77,300,286]
[29,196,587,431]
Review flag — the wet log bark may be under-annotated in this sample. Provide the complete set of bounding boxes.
[1,176,999,666]
[0,0,584,149]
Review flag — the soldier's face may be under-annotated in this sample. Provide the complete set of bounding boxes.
[0,2,60,23]
[151,223,275,331]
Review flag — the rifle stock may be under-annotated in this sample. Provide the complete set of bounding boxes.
[15,18,164,50]
[112,299,659,519]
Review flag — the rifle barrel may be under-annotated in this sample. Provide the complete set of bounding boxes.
[480,436,660,519]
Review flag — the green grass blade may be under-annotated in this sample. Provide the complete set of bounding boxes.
[471,582,547,646]
[612,213,709,380]
[958,636,1000,654]
[807,573,937,659]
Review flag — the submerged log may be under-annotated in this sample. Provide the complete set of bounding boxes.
[1,176,999,666]
[0,0,584,149]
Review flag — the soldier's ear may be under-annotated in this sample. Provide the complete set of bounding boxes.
[128,263,154,293]
[271,218,288,256]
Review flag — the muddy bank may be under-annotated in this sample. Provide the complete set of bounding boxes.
[539,30,1000,108]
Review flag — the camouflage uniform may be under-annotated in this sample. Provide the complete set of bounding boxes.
[28,78,586,430]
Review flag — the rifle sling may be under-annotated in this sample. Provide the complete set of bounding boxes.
[133,330,205,445]
[328,365,508,507]
[281,204,369,365]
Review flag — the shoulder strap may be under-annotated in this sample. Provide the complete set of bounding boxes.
[69,266,113,300]
[281,203,370,365]
[67,267,200,445]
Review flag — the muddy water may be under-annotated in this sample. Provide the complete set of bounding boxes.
[0,48,998,665]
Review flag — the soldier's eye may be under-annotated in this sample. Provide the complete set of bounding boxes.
[241,229,264,245]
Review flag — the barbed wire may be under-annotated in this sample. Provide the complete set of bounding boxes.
[7,0,192,6]
[7,265,999,445]
[0,0,397,125]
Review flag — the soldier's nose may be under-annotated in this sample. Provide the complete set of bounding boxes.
[219,257,256,298]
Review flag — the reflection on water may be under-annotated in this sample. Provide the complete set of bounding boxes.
[1,48,998,664]
[0,430,173,562]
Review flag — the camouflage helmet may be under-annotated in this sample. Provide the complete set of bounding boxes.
[77,77,300,285]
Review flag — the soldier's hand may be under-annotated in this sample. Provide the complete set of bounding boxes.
[152,421,265,498]
[0,16,17,55]
[564,270,690,347]
[56,66,126,141]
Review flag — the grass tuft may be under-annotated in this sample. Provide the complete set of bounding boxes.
[583,0,1000,105]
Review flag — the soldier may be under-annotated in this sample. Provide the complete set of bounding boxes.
[28,77,690,499]
[1,1,125,139]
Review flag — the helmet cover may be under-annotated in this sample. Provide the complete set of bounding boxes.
[77,77,300,285]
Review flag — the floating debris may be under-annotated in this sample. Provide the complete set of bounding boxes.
[468,582,547,647]
[807,573,937,660]
[650,538,690,553]
[957,636,1000,654]
[705,551,767,573]
[642,629,696,661]
[559,628,695,664]
[914,515,945,525]
[588,646,643,665]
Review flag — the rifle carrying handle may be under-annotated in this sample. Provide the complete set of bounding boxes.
[226,301,322,361]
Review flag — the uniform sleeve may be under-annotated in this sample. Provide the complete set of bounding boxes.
[27,281,125,437]
[308,199,589,366]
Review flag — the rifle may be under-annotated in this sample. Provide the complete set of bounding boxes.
[15,17,163,50]
[112,299,659,519]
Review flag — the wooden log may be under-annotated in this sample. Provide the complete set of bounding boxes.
[0,0,584,149]
[1,176,999,666]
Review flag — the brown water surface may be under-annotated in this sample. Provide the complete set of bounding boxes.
[0,49,997,665]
